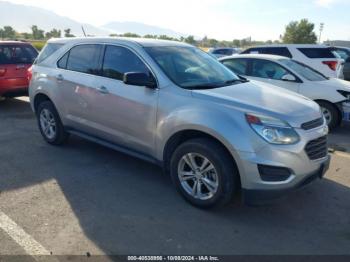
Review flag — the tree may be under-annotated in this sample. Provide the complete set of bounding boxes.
[184,35,196,45]
[64,28,75,38]
[144,34,157,39]
[122,32,140,38]
[31,25,45,40]
[282,19,317,44]
[2,26,16,39]
[45,28,61,39]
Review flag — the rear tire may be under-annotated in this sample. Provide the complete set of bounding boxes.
[170,138,239,209]
[36,101,69,145]
[317,101,341,130]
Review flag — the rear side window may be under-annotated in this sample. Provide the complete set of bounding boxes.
[102,45,150,81]
[222,59,248,75]
[66,45,103,75]
[298,48,335,58]
[250,59,289,80]
[36,43,63,64]
[0,45,38,65]
[242,47,292,58]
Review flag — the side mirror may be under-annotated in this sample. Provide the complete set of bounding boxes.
[123,72,157,89]
[281,74,296,82]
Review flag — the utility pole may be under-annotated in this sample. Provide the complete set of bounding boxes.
[319,23,324,44]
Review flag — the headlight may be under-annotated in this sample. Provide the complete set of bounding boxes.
[337,90,350,101]
[246,113,300,145]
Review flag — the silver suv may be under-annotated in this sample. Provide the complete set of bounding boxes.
[29,38,330,208]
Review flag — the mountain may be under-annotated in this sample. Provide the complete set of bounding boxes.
[0,1,109,36]
[102,21,186,38]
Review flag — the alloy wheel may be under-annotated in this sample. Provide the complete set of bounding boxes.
[177,153,219,201]
[39,109,57,140]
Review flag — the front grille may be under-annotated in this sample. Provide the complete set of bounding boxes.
[305,136,328,160]
[301,118,324,130]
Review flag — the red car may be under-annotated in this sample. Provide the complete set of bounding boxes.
[0,41,38,98]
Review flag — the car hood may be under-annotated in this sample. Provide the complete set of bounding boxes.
[191,80,322,128]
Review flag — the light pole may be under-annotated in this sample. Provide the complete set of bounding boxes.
[319,23,324,44]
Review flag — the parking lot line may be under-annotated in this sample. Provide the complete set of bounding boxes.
[0,211,50,256]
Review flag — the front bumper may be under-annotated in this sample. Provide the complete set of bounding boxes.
[233,124,330,204]
[242,155,330,205]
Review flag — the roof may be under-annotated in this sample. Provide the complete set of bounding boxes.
[246,44,330,48]
[48,37,191,47]
[0,41,32,45]
[219,53,289,61]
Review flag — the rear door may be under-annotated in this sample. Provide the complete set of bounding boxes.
[296,47,343,78]
[56,44,104,132]
[0,44,38,87]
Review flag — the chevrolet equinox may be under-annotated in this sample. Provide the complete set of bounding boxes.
[29,38,331,208]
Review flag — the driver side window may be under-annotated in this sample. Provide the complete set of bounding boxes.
[102,45,150,81]
[250,59,289,80]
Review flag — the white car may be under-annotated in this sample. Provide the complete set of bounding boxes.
[219,54,350,129]
[241,45,344,79]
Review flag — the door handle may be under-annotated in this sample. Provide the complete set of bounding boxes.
[97,86,109,94]
[56,74,64,81]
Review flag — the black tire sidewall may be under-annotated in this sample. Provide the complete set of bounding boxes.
[36,101,67,145]
[318,101,340,130]
[170,139,237,208]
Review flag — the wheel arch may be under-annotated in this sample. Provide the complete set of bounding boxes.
[162,129,241,187]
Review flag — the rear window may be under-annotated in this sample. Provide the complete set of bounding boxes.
[35,43,64,64]
[0,45,38,65]
[65,44,103,75]
[241,47,292,58]
[298,48,336,59]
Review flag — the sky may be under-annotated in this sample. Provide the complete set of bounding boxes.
[4,0,350,41]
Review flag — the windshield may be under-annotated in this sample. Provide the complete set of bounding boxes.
[144,46,241,89]
[279,59,327,82]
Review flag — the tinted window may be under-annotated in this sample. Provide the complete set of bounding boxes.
[241,48,258,54]
[57,52,69,69]
[145,46,240,89]
[222,59,248,75]
[0,45,38,65]
[213,49,233,56]
[241,47,292,58]
[263,47,292,58]
[279,59,327,81]
[102,45,150,81]
[298,48,335,58]
[36,43,63,64]
[66,45,103,75]
[250,59,289,80]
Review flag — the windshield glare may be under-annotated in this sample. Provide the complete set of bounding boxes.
[279,59,327,82]
[145,46,240,89]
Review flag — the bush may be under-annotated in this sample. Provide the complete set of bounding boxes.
[30,41,46,51]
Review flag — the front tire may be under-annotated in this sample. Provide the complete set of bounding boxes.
[36,101,69,145]
[317,101,341,130]
[170,138,239,208]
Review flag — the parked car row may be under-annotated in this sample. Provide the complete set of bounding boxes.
[208,44,350,128]
[27,37,332,208]
[0,41,38,98]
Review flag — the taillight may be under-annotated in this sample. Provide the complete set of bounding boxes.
[0,68,6,77]
[27,66,33,82]
[322,61,338,71]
